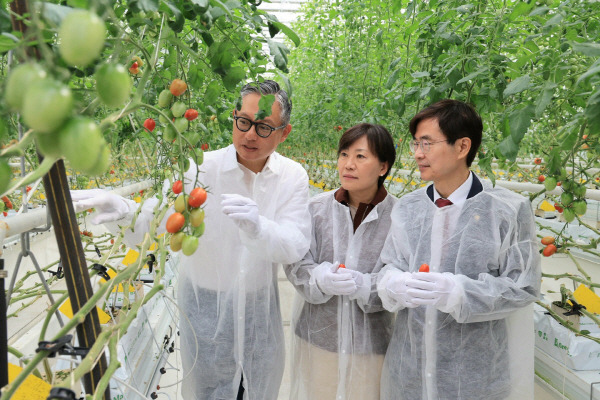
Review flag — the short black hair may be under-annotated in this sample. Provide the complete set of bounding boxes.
[409,99,482,167]
[337,123,396,187]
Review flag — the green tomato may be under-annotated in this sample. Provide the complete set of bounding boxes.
[95,63,132,108]
[544,177,557,192]
[171,101,187,118]
[182,234,199,256]
[573,200,587,216]
[0,158,12,195]
[559,168,567,181]
[573,184,587,198]
[58,10,106,67]
[163,125,177,142]
[86,143,111,176]
[158,89,173,108]
[4,63,47,111]
[563,208,576,223]
[35,131,62,158]
[174,117,188,132]
[560,192,573,207]
[562,180,574,191]
[193,221,205,237]
[57,117,105,173]
[185,131,201,147]
[22,79,73,134]
[170,231,185,252]
[194,148,204,165]
[174,194,188,213]
[190,208,205,227]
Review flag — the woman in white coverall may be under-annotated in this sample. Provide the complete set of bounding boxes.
[284,123,397,400]
[377,99,541,400]
[72,81,311,400]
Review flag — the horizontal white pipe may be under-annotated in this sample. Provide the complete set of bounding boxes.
[0,180,152,243]
[390,169,600,201]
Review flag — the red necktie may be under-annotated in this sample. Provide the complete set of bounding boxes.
[435,198,453,208]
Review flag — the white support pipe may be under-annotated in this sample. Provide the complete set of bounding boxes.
[0,180,153,246]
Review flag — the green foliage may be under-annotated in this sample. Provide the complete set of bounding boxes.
[286,0,599,185]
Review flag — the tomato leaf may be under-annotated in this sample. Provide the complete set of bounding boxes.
[498,136,519,161]
[503,74,531,96]
[535,82,556,117]
[267,20,301,47]
[204,80,222,105]
[509,105,535,143]
[0,35,16,53]
[255,94,275,121]
[267,39,290,73]
[386,69,401,89]
[571,42,600,57]
[222,66,246,92]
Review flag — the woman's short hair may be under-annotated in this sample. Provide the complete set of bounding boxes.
[338,123,396,187]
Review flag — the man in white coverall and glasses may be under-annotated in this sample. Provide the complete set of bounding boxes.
[377,99,541,400]
[72,81,311,400]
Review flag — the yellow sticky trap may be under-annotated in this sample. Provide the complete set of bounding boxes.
[8,363,51,400]
[573,285,600,314]
[59,299,111,324]
[121,249,139,266]
[100,268,136,294]
[539,200,556,212]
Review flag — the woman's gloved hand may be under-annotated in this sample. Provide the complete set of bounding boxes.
[71,189,131,224]
[311,262,357,296]
[221,194,261,238]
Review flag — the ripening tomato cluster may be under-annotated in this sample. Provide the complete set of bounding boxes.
[0,195,13,215]
[541,236,557,257]
[535,165,588,223]
[166,182,208,256]
[1,9,121,184]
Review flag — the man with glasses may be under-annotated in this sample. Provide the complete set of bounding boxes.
[72,80,311,399]
[376,99,540,399]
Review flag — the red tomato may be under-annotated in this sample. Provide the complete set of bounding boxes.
[184,109,199,121]
[170,79,187,96]
[538,175,545,183]
[188,187,207,208]
[201,143,209,151]
[541,236,555,245]
[172,180,183,194]
[553,203,563,213]
[534,158,542,165]
[543,244,557,257]
[419,263,430,272]
[338,263,346,269]
[166,212,185,233]
[2,196,13,209]
[143,118,156,132]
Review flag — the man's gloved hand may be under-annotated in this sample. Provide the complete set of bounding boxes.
[405,272,458,309]
[378,270,419,309]
[221,194,261,238]
[312,262,357,296]
[71,189,131,224]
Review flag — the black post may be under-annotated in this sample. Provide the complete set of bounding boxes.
[0,258,8,388]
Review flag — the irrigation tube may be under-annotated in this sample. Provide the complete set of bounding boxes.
[0,180,153,246]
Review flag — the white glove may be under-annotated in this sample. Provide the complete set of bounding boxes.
[220,194,261,238]
[312,262,357,296]
[346,269,371,302]
[71,189,132,225]
[378,270,419,310]
[406,272,460,310]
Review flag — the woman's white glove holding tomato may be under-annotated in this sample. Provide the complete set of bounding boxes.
[377,269,419,312]
[221,194,261,238]
[311,262,357,296]
[71,189,134,224]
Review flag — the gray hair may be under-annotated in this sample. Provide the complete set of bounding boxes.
[240,80,292,126]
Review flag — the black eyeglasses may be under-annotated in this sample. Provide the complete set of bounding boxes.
[233,114,286,138]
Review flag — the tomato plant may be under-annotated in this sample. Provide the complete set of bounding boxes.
[95,63,132,108]
[166,212,185,233]
[172,180,183,195]
[143,118,156,132]
[58,10,106,67]
[188,187,207,208]
[170,79,187,96]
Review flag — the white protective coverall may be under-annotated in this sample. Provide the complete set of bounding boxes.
[284,188,396,400]
[377,175,541,400]
[117,144,311,400]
